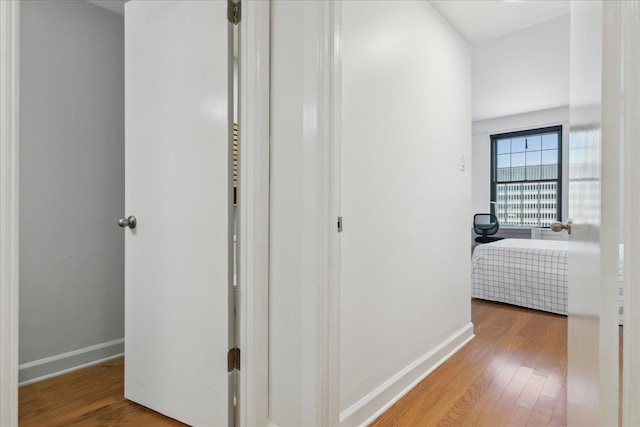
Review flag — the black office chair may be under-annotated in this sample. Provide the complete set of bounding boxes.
[473,213,504,244]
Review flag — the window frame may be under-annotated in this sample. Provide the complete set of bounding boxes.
[490,125,563,228]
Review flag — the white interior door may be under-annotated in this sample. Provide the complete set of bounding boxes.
[124,1,232,426]
[567,1,620,425]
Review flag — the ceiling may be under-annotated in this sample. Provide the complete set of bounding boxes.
[429,0,570,44]
[85,1,571,45]
[85,0,124,16]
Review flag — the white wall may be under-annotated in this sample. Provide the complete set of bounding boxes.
[19,0,124,383]
[339,2,473,425]
[471,107,570,222]
[472,14,570,121]
[470,13,571,233]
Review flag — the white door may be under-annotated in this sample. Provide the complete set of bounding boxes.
[566,1,620,425]
[124,1,233,426]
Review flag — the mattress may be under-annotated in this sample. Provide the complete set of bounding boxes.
[472,239,569,315]
[471,238,624,323]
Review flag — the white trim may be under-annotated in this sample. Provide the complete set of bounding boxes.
[18,338,124,370]
[339,323,475,427]
[318,1,341,425]
[18,338,124,386]
[600,1,622,425]
[268,2,341,423]
[0,1,19,426]
[623,1,640,425]
[19,353,124,387]
[237,2,270,426]
[329,0,343,424]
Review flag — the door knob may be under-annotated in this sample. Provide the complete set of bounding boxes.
[118,215,137,229]
[551,218,572,234]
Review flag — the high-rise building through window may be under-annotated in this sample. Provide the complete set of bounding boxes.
[491,126,562,227]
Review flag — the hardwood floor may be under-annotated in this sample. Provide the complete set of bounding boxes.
[19,358,185,426]
[20,300,570,426]
[371,299,568,427]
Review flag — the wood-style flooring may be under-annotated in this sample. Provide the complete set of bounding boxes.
[19,357,186,426]
[20,299,569,426]
[371,299,568,426]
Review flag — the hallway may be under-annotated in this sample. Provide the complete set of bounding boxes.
[19,299,570,426]
[372,299,568,426]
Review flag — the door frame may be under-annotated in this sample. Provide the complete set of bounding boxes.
[237,2,271,426]
[622,2,640,424]
[268,0,341,424]
[0,0,20,425]
[0,1,271,426]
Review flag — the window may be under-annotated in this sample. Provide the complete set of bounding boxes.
[491,126,562,227]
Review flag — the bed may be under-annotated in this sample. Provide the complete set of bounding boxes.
[471,238,624,323]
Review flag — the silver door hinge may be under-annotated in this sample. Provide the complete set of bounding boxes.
[337,216,343,233]
[228,0,241,25]
[228,347,240,372]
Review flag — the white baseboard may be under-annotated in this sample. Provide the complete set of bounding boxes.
[340,322,475,427]
[18,338,124,386]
